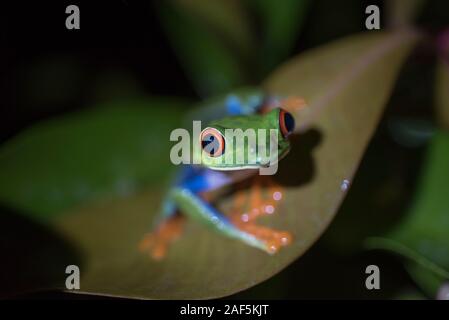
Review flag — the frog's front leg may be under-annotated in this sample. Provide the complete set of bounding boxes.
[139,167,259,259]
[139,213,185,260]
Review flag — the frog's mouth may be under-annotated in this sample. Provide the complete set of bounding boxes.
[258,145,290,168]
[207,145,291,171]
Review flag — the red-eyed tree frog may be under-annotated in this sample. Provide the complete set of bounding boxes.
[139,88,306,260]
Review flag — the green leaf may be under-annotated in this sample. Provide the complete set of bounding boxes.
[173,0,254,59]
[249,0,309,77]
[406,262,446,297]
[366,131,449,296]
[0,98,188,221]
[387,0,426,28]
[392,286,428,300]
[155,0,310,94]
[49,31,418,299]
[156,0,252,96]
[435,58,449,130]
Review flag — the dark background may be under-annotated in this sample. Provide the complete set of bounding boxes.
[2,0,449,299]
[1,0,386,144]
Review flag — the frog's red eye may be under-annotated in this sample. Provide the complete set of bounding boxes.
[200,127,225,157]
[279,108,295,138]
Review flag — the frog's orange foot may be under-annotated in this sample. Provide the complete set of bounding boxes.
[236,222,292,254]
[230,177,292,254]
[139,215,185,260]
[230,177,285,224]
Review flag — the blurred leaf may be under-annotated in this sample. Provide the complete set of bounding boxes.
[174,0,254,58]
[387,0,426,28]
[393,286,428,300]
[51,31,418,299]
[367,131,449,296]
[389,117,435,147]
[156,0,310,95]
[265,31,418,133]
[156,0,252,96]
[249,0,309,77]
[0,98,188,221]
[435,58,449,130]
[319,134,414,254]
[407,262,445,297]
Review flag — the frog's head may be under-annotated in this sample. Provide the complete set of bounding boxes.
[199,108,295,171]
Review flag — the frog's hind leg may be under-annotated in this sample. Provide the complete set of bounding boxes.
[262,96,307,114]
[229,177,292,254]
[139,168,236,260]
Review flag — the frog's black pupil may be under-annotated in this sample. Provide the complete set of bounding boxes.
[284,112,295,134]
[201,134,218,156]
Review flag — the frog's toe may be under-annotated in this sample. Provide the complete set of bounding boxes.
[139,233,168,260]
[230,177,285,224]
[234,222,293,254]
[138,233,154,252]
[139,215,185,260]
